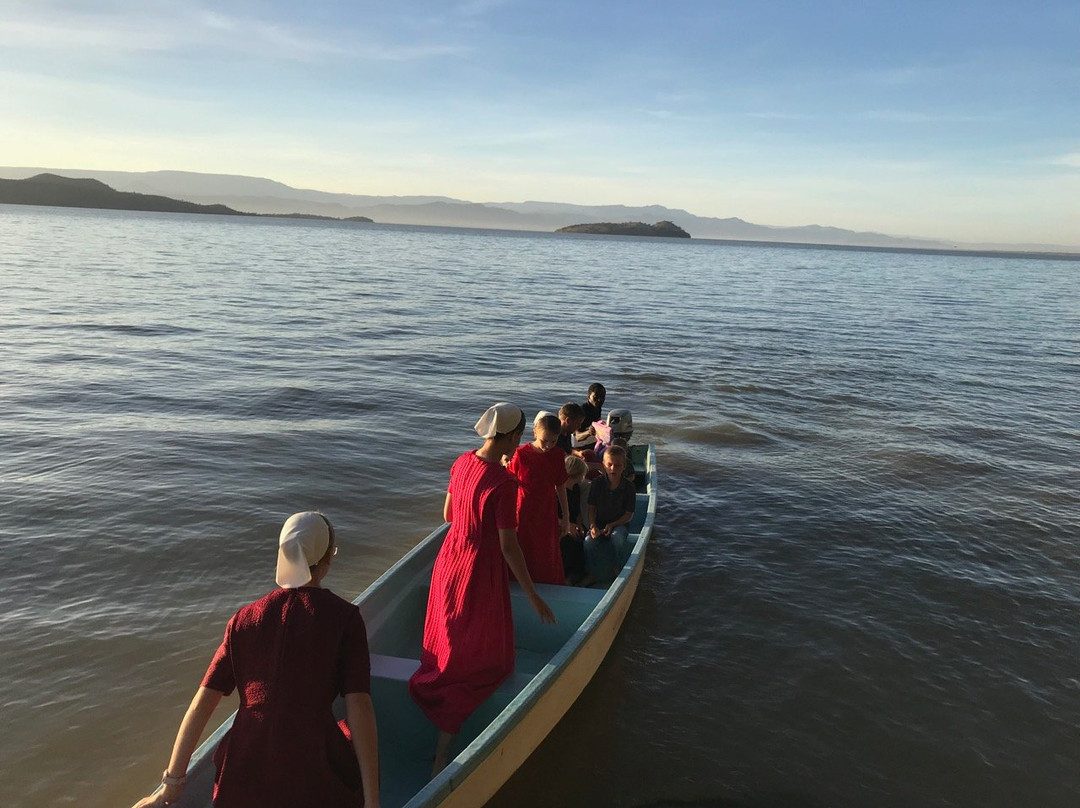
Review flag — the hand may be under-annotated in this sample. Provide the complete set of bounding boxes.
[529,592,557,624]
[589,525,600,540]
[571,523,584,538]
[602,525,613,537]
[131,782,182,808]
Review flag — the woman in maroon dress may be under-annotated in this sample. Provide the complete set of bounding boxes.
[408,403,556,775]
[132,512,380,808]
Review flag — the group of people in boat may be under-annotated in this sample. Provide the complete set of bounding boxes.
[133,383,638,808]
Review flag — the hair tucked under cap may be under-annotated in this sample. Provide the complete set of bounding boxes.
[275,511,331,588]
[533,409,556,427]
[474,402,525,439]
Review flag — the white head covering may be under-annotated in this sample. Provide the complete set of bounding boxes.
[474,402,524,439]
[275,511,331,588]
[533,409,556,427]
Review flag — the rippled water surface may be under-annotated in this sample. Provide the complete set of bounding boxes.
[2,205,1078,808]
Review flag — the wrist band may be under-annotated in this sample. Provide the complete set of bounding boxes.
[162,770,187,787]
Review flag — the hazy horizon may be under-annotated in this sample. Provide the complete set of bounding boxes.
[2,2,1077,245]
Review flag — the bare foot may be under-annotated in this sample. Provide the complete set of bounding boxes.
[432,730,455,778]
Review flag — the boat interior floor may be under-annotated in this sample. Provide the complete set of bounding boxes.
[361,582,608,807]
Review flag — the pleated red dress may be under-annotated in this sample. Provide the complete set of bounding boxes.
[507,443,569,585]
[201,586,372,808]
[408,451,518,734]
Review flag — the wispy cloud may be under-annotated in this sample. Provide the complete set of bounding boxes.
[195,11,349,61]
[862,110,1000,124]
[195,11,469,62]
[0,17,176,52]
[0,4,469,64]
[743,111,812,121]
[456,0,514,16]
[1052,152,1080,169]
[858,64,947,87]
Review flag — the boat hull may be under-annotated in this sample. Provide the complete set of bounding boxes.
[436,550,646,808]
[141,445,657,808]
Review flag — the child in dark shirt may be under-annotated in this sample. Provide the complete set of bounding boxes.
[556,402,585,455]
[573,382,606,450]
[584,444,635,585]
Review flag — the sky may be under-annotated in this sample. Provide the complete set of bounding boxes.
[1,0,1078,246]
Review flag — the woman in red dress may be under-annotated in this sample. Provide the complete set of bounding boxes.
[408,403,556,776]
[132,512,380,808]
[508,413,571,584]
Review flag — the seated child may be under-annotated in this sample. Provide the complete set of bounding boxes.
[583,444,636,586]
[559,454,590,585]
[608,437,636,483]
[572,382,606,450]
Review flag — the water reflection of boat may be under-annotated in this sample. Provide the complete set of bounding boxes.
[165,444,657,808]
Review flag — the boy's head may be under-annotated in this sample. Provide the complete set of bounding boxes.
[587,382,606,408]
[534,413,561,450]
[602,444,626,477]
[558,402,585,433]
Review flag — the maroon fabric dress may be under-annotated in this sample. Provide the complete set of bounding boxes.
[507,443,569,585]
[408,451,518,734]
[201,587,372,808]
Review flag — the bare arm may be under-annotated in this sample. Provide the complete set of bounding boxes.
[130,686,225,808]
[604,508,634,535]
[346,691,380,808]
[498,528,556,624]
[443,492,452,522]
[587,504,600,539]
[556,483,570,535]
[573,424,596,443]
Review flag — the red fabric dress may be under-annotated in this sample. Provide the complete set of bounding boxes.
[201,587,372,808]
[507,443,569,585]
[408,451,518,734]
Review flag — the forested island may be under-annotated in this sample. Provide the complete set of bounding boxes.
[0,174,373,222]
[556,220,691,238]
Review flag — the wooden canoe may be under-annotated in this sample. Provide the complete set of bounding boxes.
[161,444,657,808]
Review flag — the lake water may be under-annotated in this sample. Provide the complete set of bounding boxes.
[1,204,1078,808]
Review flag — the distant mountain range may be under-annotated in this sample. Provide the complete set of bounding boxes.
[0,166,1075,254]
[0,173,373,223]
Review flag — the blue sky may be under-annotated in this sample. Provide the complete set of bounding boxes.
[2,0,1078,245]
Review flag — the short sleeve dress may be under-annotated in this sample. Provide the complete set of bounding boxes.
[507,443,569,585]
[201,587,372,808]
[408,451,519,734]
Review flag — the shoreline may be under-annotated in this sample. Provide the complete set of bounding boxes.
[2,199,1077,262]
